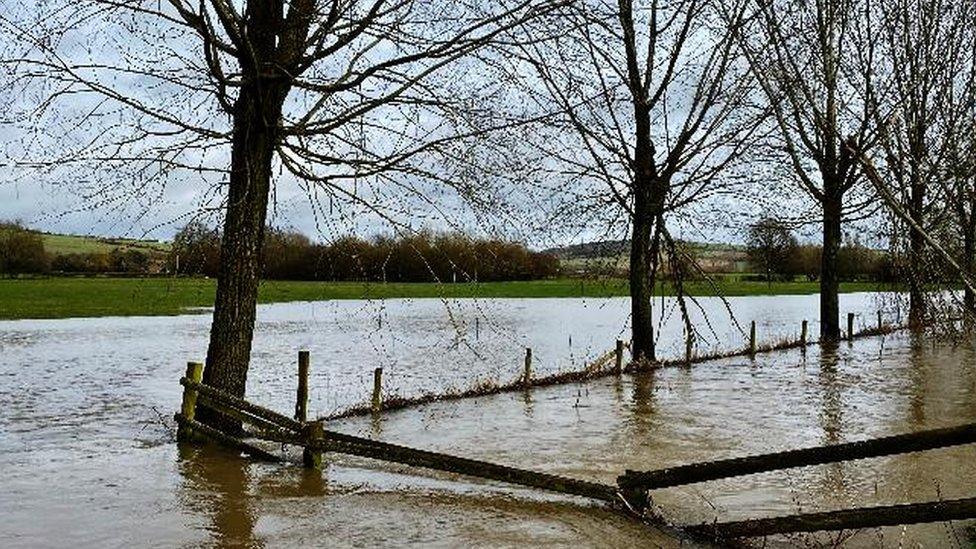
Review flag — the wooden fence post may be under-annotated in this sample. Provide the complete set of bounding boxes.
[372,367,383,412]
[295,350,309,422]
[801,320,808,345]
[178,361,204,442]
[523,348,532,386]
[877,310,883,331]
[303,421,324,470]
[749,321,756,355]
[615,339,624,374]
[848,312,855,339]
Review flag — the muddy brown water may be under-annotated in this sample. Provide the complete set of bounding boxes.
[1,294,974,547]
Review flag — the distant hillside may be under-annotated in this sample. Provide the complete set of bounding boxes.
[546,239,749,274]
[545,239,630,259]
[39,232,171,256]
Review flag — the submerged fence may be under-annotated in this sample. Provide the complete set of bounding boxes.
[327,310,902,420]
[175,311,975,544]
[175,361,621,504]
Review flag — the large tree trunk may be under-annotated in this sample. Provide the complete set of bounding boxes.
[630,187,655,364]
[199,83,288,432]
[196,1,294,432]
[820,194,842,340]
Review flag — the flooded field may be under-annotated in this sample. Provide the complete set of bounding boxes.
[2,293,974,547]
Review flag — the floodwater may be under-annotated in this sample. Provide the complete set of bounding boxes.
[1,293,974,547]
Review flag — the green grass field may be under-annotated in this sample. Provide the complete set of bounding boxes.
[0,276,886,320]
[39,233,171,255]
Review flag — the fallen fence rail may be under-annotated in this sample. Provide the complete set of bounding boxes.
[617,422,976,491]
[686,497,976,540]
[616,422,976,540]
[176,367,620,505]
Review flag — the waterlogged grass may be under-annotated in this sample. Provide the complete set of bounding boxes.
[0,276,885,320]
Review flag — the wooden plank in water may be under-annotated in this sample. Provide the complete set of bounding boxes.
[174,413,282,462]
[311,433,620,503]
[618,423,976,490]
[686,497,976,539]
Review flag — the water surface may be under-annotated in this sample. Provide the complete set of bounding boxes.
[3,293,972,547]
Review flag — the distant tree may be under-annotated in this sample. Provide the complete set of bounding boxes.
[0,221,49,275]
[171,222,220,277]
[747,218,798,282]
[789,245,823,282]
[262,228,314,280]
[110,249,151,273]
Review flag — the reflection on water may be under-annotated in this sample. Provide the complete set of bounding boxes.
[1,294,975,547]
[178,446,261,548]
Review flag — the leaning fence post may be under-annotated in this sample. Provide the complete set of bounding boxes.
[178,361,204,442]
[523,347,532,386]
[848,312,855,339]
[372,367,383,412]
[614,339,624,374]
[303,421,324,470]
[749,321,757,355]
[296,350,310,423]
[800,320,808,346]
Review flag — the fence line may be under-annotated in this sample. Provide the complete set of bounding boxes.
[324,312,905,421]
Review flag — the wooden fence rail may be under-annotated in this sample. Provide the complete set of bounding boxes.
[177,374,620,504]
[686,497,976,540]
[618,423,976,492]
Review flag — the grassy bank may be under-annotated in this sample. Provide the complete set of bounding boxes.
[0,276,885,320]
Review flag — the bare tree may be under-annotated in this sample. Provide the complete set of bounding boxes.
[507,0,757,363]
[0,0,563,429]
[730,0,875,340]
[943,27,976,317]
[852,0,975,327]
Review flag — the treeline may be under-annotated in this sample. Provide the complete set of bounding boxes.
[0,220,559,281]
[746,218,889,282]
[171,222,559,282]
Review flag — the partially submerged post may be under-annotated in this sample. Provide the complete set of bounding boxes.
[848,312,855,339]
[749,321,757,355]
[177,361,204,442]
[877,310,883,331]
[800,320,808,345]
[614,339,624,373]
[295,350,310,422]
[372,367,383,412]
[303,421,324,470]
[523,347,532,386]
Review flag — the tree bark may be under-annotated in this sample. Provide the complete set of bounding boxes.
[630,188,655,363]
[908,177,926,327]
[199,84,285,431]
[820,194,842,340]
[964,214,975,318]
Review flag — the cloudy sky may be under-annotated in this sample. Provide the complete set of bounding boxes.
[0,0,876,250]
